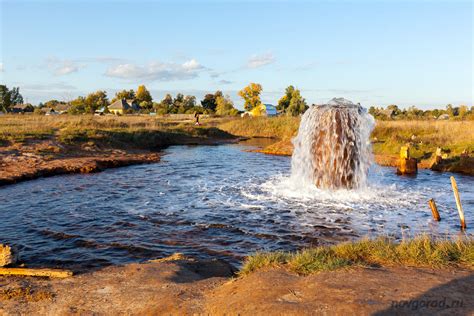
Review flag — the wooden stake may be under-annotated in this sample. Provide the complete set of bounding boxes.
[428,199,441,221]
[0,268,73,278]
[450,176,466,230]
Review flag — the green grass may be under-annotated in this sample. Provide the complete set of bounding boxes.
[240,235,474,276]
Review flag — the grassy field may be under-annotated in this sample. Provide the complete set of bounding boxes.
[0,115,235,149]
[240,235,474,276]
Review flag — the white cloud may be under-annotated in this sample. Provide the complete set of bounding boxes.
[105,59,206,81]
[45,57,84,76]
[246,52,275,69]
[218,79,233,85]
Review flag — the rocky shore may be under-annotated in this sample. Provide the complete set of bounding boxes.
[0,255,472,315]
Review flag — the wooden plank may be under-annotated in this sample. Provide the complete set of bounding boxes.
[428,199,441,221]
[450,176,467,230]
[0,268,73,278]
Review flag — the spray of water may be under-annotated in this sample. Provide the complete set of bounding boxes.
[290,98,375,190]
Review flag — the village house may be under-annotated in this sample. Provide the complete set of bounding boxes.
[108,99,140,115]
[54,103,71,114]
[242,103,278,117]
[10,104,34,114]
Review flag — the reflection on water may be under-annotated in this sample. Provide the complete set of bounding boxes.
[0,143,472,269]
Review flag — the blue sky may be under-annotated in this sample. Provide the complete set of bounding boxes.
[1,0,472,109]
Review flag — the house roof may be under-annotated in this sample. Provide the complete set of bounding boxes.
[12,104,29,110]
[109,99,131,110]
[55,103,71,112]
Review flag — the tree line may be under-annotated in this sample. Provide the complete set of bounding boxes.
[2,83,471,119]
[0,83,309,116]
[369,104,474,120]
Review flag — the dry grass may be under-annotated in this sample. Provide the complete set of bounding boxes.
[219,116,300,140]
[240,235,474,276]
[372,120,474,158]
[0,115,235,147]
[1,115,472,159]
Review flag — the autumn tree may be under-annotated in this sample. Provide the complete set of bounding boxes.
[136,85,153,110]
[238,83,263,111]
[215,94,238,116]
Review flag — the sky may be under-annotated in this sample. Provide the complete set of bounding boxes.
[0,0,472,109]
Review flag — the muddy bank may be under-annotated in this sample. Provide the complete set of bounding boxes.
[0,135,238,187]
[0,256,472,315]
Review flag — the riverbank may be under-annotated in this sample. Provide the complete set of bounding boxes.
[0,115,238,186]
[1,253,472,315]
[219,118,474,175]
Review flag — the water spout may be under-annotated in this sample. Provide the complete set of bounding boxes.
[291,98,375,190]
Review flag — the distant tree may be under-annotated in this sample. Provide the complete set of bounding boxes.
[286,89,308,116]
[136,85,153,109]
[43,99,66,109]
[112,89,135,102]
[9,87,24,106]
[201,91,223,113]
[238,83,263,111]
[68,96,87,114]
[445,104,459,117]
[386,104,401,116]
[170,93,184,113]
[215,95,238,116]
[155,94,173,114]
[0,85,24,112]
[458,105,469,119]
[0,85,11,112]
[368,106,377,116]
[84,90,109,113]
[277,85,295,112]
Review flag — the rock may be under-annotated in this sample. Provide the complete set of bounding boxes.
[0,244,18,267]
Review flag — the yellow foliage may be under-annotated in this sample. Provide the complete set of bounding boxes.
[238,83,263,111]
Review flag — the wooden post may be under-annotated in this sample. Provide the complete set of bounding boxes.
[450,176,466,230]
[397,146,417,175]
[428,199,441,221]
[0,268,73,278]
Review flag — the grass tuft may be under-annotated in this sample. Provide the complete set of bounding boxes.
[240,235,474,276]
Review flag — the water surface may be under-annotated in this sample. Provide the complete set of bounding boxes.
[0,143,472,269]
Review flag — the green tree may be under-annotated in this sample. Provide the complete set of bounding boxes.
[170,93,184,113]
[0,85,11,112]
[201,91,223,113]
[112,89,135,102]
[286,89,308,116]
[9,87,24,106]
[154,94,173,114]
[238,83,263,111]
[85,90,109,113]
[277,85,295,112]
[68,96,87,114]
[0,85,24,112]
[215,95,238,116]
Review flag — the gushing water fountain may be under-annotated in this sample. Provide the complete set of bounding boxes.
[291,98,374,190]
